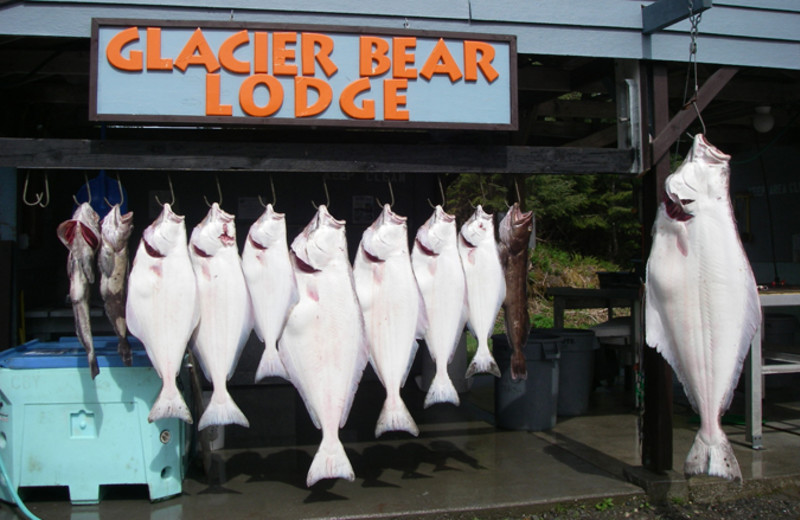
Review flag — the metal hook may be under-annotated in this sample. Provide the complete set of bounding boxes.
[312,178,330,210]
[691,100,707,136]
[514,177,521,204]
[203,175,223,208]
[22,171,44,207]
[155,175,175,207]
[376,180,395,208]
[258,175,277,209]
[104,173,124,208]
[426,176,445,209]
[73,173,91,206]
[469,175,488,209]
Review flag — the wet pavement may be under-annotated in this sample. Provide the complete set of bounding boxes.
[1,361,799,520]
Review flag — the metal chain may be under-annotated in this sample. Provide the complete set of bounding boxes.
[676,0,706,156]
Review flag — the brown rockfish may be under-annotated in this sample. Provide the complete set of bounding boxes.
[498,202,533,380]
[98,204,134,366]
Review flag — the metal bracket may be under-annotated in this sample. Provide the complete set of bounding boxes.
[642,0,712,35]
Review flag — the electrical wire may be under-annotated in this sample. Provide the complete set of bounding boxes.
[0,453,42,520]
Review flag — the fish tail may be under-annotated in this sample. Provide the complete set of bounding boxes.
[73,300,99,379]
[424,371,460,408]
[255,346,289,382]
[148,383,193,424]
[117,335,132,367]
[375,396,419,438]
[510,349,528,380]
[684,430,742,483]
[465,340,501,378]
[198,388,249,431]
[306,435,354,487]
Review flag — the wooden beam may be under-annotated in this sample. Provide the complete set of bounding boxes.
[535,99,616,120]
[651,66,738,165]
[0,138,636,175]
[563,125,618,148]
[642,0,713,35]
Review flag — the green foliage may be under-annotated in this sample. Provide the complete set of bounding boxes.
[594,497,614,511]
[445,172,641,265]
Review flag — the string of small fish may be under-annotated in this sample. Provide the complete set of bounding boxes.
[53,172,534,487]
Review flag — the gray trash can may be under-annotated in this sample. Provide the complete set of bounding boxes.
[547,328,599,416]
[493,332,561,431]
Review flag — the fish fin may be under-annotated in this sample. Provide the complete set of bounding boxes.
[255,345,289,382]
[684,430,742,483]
[197,389,249,430]
[466,340,501,378]
[375,397,419,438]
[424,371,460,408]
[306,436,354,487]
[57,220,77,247]
[148,383,193,424]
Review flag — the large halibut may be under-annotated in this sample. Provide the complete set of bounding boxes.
[645,134,760,482]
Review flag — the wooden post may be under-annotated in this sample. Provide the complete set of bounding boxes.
[641,62,674,473]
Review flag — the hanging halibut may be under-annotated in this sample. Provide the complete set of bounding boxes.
[646,134,760,482]
[242,204,298,382]
[279,205,368,486]
[411,205,467,408]
[127,203,199,423]
[459,205,505,378]
[499,202,534,380]
[57,202,102,379]
[354,204,427,437]
[98,204,134,366]
[189,203,254,430]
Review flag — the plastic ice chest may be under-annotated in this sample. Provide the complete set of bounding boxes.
[0,337,189,505]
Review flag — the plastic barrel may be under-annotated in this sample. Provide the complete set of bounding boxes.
[546,328,599,416]
[493,332,561,431]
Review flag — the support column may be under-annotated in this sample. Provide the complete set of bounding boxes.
[0,167,17,350]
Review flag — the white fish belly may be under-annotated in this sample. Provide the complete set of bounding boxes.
[192,254,253,384]
[126,244,198,379]
[279,264,368,432]
[242,245,297,347]
[412,247,467,364]
[354,255,420,392]
[647,207,760,421]
[459,243,505,341]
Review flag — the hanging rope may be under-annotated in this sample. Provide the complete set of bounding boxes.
[675,0,706,156]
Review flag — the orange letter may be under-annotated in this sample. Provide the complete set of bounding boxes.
[239,74,284,117]
[420,38,462,82]
[219,30,250,74]
[301,33,337,77]
[107,27,142,71]
[339,77,374,120]
[359,36,390,77]
[253,32,269,74]
[295,77,333,117]
[273,32,297,76]
[464,41,498,82]
[383,79,409,121]
[175,28,220,73]
[146,28,172,70]
[205,74,232,116]
[392,37,417,79]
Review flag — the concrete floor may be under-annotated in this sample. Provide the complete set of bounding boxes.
[2,354,800,520]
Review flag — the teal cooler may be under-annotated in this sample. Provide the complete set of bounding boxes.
[493,333,561,431]
[0,337,188,505]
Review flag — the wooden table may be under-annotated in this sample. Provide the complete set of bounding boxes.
[546,286,642,347]
[745,289,800,449]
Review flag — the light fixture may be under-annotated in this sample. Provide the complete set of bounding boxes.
[753,105,775,133]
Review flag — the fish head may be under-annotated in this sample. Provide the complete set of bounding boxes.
[291,205,346,271]
[100,204,134,251]
[361,204,408,261]
[663,134,731,222]
[247,203,286,250]
[190,203,237,258]
[142,203,187,257]
[415,205,456,256]
[57,202,101,250]
[460,204,494,248]
[499,203,533,251]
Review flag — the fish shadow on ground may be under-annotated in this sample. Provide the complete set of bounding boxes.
[353,439,487,488]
